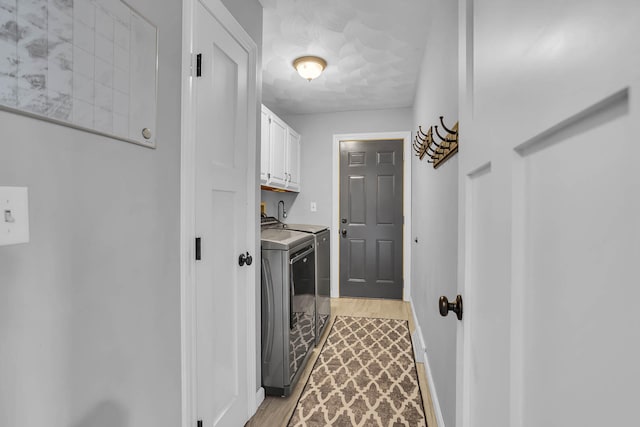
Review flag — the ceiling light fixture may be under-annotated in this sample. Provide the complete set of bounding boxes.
[293,56,327,81]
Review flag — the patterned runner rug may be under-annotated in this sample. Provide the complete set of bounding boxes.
[288,316,427,426]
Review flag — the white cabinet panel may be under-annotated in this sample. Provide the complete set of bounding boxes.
[268,114,287,187]
[260,104,301,192]
[285,128,300,192]
[260,108,270,184]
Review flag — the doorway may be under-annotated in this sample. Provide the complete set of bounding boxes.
[180,0,259,426]
[331,132,412,301]
[338,139,404,299]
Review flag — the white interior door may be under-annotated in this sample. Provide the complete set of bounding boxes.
[457,1,640,426]
[194,1,254,425]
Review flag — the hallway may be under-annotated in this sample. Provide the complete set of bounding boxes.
[247,298,438,426]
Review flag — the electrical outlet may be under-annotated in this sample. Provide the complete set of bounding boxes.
[310,201,317,212]
[0,187,30,246]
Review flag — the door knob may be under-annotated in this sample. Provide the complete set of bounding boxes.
[238,251,252,266]
[439,295,463,320]
[341,229,347,237]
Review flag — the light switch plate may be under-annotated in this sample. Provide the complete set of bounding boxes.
[310,201,317,212]
[0,187,30,246]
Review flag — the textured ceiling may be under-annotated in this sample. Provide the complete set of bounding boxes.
[261,0,430,115]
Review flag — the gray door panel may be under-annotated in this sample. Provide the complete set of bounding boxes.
[339,140,403,299]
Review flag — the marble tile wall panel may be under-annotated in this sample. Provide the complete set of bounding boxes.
[0,0,19,106]
[94,80,111,110]
[47,0,72,120]
[48,0,72,42]
[111,5,128,138]
[94,55,111,86]
[72,95,91,126]
[112,107,126,135]
[93,104,111,132]
[73,0,92,27]
[0,0,155,145]
[72,71,92,103]
[94,30,112,62]
[18,0,47,29]
[47,40,73,119]
[17,5,48,114]
[47,89,71,119]
[112,64,125,92]
[94,4,112,40]
[71,0,92,127]
[0,0,17,14]
[113,17,127,49]
[72,43,92,77]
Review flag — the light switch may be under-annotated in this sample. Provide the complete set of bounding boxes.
[310,201,317,212]
[0,187,30,246]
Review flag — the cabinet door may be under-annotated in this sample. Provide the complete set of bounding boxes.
[268,115,287,187]
[285,129,301,192]
[260,108,270,185]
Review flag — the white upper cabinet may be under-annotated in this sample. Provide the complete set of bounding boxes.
[268,113,288,187]
[285,128,300,192]
[260,105,301,192]
[260,108,271,185]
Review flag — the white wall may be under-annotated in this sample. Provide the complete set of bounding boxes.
[263,108,412,226]
[260,189,297,221]
[220,0,263,47]
[0,0,182,426]
[410,0,459,425]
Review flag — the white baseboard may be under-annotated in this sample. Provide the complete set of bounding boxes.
[423,344,446,427]
[410,299,446,427]
[255,387,265,410]
[412,329,426,364]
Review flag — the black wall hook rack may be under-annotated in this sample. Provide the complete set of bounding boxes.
[413,116,459,169]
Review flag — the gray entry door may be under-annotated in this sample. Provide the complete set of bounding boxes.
[339,139,404,299]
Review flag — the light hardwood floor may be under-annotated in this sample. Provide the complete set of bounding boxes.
[246,297,438,427]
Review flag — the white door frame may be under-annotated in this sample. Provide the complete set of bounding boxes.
[331,131,412,301]
[180,1,260,426]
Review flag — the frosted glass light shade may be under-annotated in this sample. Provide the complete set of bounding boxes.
[293,56,327,81]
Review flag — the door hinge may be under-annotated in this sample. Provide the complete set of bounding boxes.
[196,53,202,77]
[195,237,202,260]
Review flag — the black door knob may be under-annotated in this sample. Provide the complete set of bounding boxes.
[341,229,347,237]
[239,252,252,266]
[439,295,463,320]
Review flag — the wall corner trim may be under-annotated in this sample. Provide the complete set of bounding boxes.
[255,387,265,409]
[410,299,446,427]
